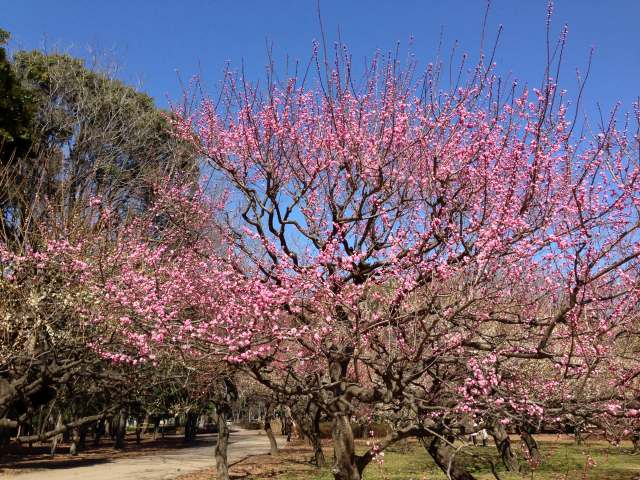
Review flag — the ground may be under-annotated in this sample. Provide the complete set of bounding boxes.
[0,428,278,480]
[3,432,640,479]
[178,435,640,480]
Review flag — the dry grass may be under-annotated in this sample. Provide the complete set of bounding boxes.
[176,441,321,480]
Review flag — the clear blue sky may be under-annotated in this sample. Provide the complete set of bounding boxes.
[4,1,639,117]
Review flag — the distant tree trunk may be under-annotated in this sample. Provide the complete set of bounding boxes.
[28,418,36,449]
[0,427,10,449]
[69,426,80,455]
[575,425,583,445]
[282,416,291,439]
[93,418,105,446]
[50,413,63,456]
[184,412,198,443]
[285,405,300,440]
[78,425,87,450]
[135,416,144,444]
[489,420,519,472]
[21,425,32,452]
[215,407,230,480]
[140,414,150,436]
[264,403,279,455]
[114,410,126,449]
[153,416,161,440]
[420,434,476,480]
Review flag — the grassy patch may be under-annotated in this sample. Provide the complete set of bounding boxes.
[271,437,640,480]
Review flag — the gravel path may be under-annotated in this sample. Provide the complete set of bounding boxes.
[2,429,276,480]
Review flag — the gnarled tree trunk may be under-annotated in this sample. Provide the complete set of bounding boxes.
[489,420,519,472]
[292,400,325,467]
[519,428,541,465]
[69,426,80,455]
[310,406,325,467]
[50,413,63,456]
[331,414,360,480]
[311,431,325,467]
[215,407,230,480]
[327,339,360,480]
[114,409,126,449]
[264,403,278,455]
[420,434,476,480]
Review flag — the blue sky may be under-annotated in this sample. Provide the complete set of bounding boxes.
[4,1,639,117]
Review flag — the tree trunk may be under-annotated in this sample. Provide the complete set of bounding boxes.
[312,433,326,467]
[140,414,150,436]
[0,427,10,449]
[93,418,105,446]
[286,405,299,440]
[292,403,325,467]
[50,413,63,456]
[215,407,230,480]
[69,427,80,455]
[114,410,126,449]
[489,421,519,472]
[264,403,279,456]
[632,432,639,453]
[282,416,291,440]
[184,412,198,443]
[519,429,541,464]
[331,415,360,480]
[153,416,160,440]
[421,435,477,480]
[78,425,87,450]
[575,425,583,445]
[311,406,325,467]
[135,417,143,445]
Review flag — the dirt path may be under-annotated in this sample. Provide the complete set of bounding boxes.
[1,429,277,480]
